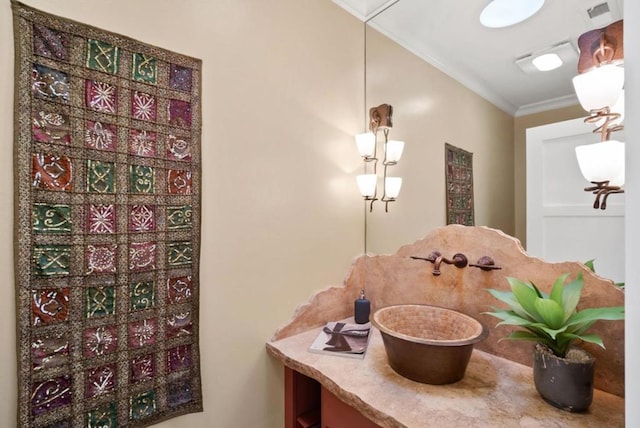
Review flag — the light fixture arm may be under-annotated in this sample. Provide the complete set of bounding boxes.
[592,33,615,67]
[584,107,623,142]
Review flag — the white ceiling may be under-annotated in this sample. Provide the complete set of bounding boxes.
[332,0,624,116]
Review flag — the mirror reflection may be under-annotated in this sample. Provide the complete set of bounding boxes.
[354,0,624,283]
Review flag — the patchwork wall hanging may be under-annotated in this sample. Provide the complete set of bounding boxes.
[12,1,203,426]
[445,143,475,226]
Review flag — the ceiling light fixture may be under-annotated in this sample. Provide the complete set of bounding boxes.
[480,0,545,29]
[572,20,624,210]
[532,53,563,71]
[515,41,577,74]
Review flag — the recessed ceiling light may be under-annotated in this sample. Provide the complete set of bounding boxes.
[515,41,577,74]
[532,53,563,71]
[480,0,545,28]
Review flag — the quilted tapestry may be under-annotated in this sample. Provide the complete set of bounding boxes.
[445,143,474,226]
[12,1,203,426]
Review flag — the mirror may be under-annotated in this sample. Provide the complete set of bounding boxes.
[360,0,625,283]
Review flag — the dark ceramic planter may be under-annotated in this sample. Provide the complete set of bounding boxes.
[533,343,595,412]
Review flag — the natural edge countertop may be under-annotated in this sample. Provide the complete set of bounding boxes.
[266,321,625,428]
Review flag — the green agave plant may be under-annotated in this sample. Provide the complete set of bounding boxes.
[485,272,624,358]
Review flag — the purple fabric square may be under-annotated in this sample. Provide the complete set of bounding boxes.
[83,325,118,358]
[169,64,192,92]
[129,205,155,232]
[131,353,155,383]
[85,79,117,114]
[31,375,72,416]
[85,364,117,398]
[166,311,193,338]
[129,241,157,271]
[85,121,117,151]
[129,129,157,157]
[132,90,157,122]
[33,24,69,61]
[86,244,117,274]
[168,99,192,128]
[87,204,116,234]
[167,344,192,372]
[128,318,158,348]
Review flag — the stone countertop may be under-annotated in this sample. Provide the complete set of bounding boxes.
[266,322,625,428]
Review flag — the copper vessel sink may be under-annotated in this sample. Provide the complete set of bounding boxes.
[371,304,488,385]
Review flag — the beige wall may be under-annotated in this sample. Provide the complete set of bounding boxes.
[513,105,585,247]
[365,28,515,255]
[0,1,513,426]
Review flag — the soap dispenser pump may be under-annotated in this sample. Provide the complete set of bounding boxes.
[354,289,370,324]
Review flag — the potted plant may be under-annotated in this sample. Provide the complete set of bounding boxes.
[484,272,624,412]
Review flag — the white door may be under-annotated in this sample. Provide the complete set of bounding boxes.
[526,117,625,284]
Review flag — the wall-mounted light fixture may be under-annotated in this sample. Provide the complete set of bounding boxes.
[355,103,404,212]
[572,19,624,210]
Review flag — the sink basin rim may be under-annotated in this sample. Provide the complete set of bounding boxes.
[371,304,488,347]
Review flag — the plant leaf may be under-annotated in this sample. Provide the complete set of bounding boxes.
[584,259,595,272]
[534,298,564,329]
[508,278,543,323]
[529,280,547,298]
[486,289,531,319]
[574,333,606,349]
[565,306,625,328]
[504,331,541,341]
[561,273,583,322]
[549,273,569,307]
[555,333,578,355]
[502,331,557,352]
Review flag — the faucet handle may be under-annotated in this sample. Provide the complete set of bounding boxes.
[469,256,502,271]
[451,253,468,268]
[410,251,441,263]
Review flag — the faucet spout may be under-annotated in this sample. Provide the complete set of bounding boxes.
[410,251,467,276]
[432,253,468,276]
[433,255,444,276]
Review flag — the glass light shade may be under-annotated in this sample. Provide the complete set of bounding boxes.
[384,177,402,199]
[532,53,563,71]
[480,0,545,28]
[572,64,625,112]
[575,140,625,187]
[385,140,405,163]
[355,132,376,158]
[356,174,377,197]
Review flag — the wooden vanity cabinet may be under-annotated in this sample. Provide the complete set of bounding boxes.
[285,367,380,428]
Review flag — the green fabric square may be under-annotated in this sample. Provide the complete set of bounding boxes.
[86,402,117,427]
[130,281,155,311]
[130,165,155,194]
[166,205,192,230]
[32,203,71,233]
[86,39,119,74]
[85,286,116,318]
[132,53,157,84]
[33,244,70,277]
[167,241,193,267]
[130,390,156,420]
[87,160,116,193]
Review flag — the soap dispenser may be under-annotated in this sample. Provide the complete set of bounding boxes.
[354,289,370,324]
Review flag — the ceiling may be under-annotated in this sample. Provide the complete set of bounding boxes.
[331,0,624,116]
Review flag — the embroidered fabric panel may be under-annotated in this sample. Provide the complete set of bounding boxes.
[445,143,475,226]
[12,1,203,426]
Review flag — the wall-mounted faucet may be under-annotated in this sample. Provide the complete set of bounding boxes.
[410,251,468,276]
